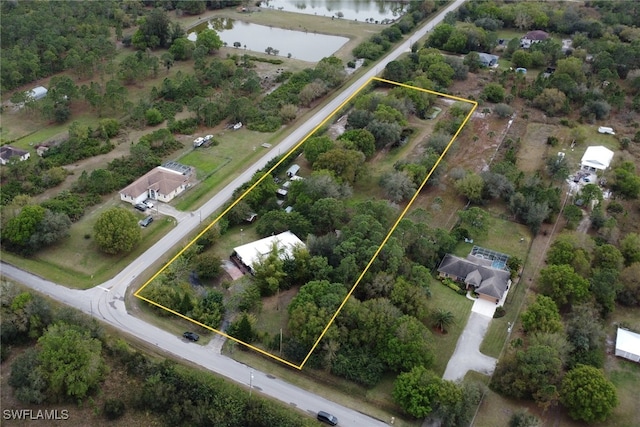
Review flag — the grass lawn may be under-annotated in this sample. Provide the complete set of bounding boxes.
[452,215,531,261]
[427,277,474,376]
[178,147,228,179]
[3,199,177,288]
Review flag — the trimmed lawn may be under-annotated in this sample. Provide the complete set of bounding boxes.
[452,215,531,261]
[178,148,228,180]
[428,277,474,376]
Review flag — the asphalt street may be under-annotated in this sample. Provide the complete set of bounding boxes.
[1,1,468,425]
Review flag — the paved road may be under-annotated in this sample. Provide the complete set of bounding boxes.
[1,1,467,425]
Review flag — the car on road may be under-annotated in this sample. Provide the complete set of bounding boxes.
[183,331,199,342]
[140,216,153,227]
[317,411,338,425]
[134,203,147,212]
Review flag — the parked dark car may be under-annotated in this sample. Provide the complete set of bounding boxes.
[140,216,153,227]
[317,411,338,425]
[183,332,199,342]
[134,203,147,212]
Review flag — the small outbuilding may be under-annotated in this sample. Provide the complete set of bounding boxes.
[580,146,614,172]
[28,86,48,101]
[476,52,499,67]
[286,164,300,178]
[615,328,640,363]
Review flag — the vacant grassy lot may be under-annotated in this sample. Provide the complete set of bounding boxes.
[452,215,531,261]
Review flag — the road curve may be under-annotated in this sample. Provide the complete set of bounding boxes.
[1,1,467,425]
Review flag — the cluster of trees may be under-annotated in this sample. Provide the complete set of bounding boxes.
[1,281,318,426]
[1,204,71,256]
[491,230,640,423]
[352,0,445,60]
[2,282,107,403]
[452,160,561,234]
[0,1,117,91]
[141,224,227,329]
[427,0,640,120]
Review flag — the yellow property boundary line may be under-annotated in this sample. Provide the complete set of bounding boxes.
[135,77,477,370]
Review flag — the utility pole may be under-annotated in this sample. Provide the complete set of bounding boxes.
[249,370,254,397]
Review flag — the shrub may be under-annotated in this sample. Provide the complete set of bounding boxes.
[145,108,164,126]
[103,398,125,420]
[483,83,505,103]
[168,117,198,134]
[494,103,514,118]
[494,306,506,318]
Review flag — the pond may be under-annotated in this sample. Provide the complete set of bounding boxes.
[258,0,408,23]
[189,18,349,62]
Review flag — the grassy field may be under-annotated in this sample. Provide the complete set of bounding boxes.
[452,215,531,261]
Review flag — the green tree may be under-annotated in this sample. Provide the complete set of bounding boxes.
[252,242,287,296]
[37,323,107,402]
[314,148,366,184]
[393,366,455,418]
[538,264,589,306]
[8,348,47,404]
[431,309,456,333]
[303,136,334,165]
[382,315,435,372]
[169,37,194,61]
[511,50,532,68]
[533,88,567,116]
[380,171,417,203]
[457,207,490,239]
[617,263,640,306]
[593,244,624,271]
[521,295,563,334]
[464,52,482,72]
[191,290,225,328]
[2,205,45,250]
[482,83,505,103]
[229,312,255,348]
[145,108,164,126]
[195,28,223,53]
[338,128,376,159]
[560,364,618,423]
[620,233,640,266]
[612,162,640,199]
[93,207,141,255]
[509,410,541,427]
[454,172,485,203]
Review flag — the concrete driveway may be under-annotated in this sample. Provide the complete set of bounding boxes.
[442,299,498,382]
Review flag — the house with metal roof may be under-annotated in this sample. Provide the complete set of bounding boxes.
[615,328,640,363]
[580,145,614,171]
[231,231,305,275]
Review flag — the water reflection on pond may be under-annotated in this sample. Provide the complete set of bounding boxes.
[259,0,407,23]
[189,18,349,62]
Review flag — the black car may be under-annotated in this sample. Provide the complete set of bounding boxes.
[183,332,199,342]
[134,203,147,212]
[317,411,338,426]
[140,216,153,227]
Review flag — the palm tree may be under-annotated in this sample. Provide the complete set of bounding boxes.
[432,309,455,333]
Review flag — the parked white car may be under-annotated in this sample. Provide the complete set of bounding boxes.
[204,134,213,141]
[193,137,205,147]
[144,200,154,209]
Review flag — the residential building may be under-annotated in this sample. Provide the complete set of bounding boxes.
[119,162,193,205]
[520,30,549,49]
[0,146,30,165]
